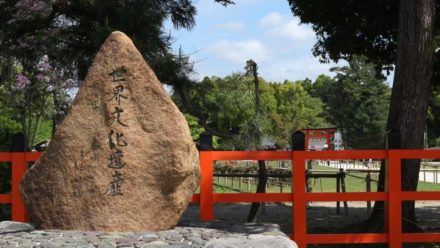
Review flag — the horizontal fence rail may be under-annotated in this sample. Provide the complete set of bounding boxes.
[2,150,440,248]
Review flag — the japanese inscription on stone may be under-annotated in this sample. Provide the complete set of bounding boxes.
[105,66,129,196]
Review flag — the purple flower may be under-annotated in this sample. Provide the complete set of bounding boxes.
[36,73,45,81]
[37,56,52,72]
[16,74,31,89]
[12,0,51,22]
[37,62,51,72]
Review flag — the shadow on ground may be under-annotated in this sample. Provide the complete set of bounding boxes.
[179,201,440,248]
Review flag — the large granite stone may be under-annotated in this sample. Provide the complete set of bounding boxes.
[20,31,200,231]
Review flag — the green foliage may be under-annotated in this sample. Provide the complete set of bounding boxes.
[270,81,326,148]
[1,0,228,148]
[0,103,21,151]
[174,73,327,150]
[0,57,56,148]
[287,0,400,71]
[184,114,204,141]
[288,0,440,146]
[308,56,390,149]
[176,74,273,150]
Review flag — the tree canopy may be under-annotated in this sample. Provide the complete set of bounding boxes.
[0,0,233,148]
[307,56,390,149]
[174,72,328,150]
[289,0,437,233]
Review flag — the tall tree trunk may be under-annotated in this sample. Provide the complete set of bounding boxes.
[247,160,267,222]
[366,0,435,233]
[245,60,268,222]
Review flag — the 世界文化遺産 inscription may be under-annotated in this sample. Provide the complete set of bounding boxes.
[105,170,124,196]
[107,149,126,169]
[106,67,129,196]
[108,67,127,82]
[110,85,127,105]
[108,130,128,149]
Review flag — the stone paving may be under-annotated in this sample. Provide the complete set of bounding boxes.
[0,221,297,248]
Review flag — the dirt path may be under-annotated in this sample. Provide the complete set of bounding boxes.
[180,201,440,235]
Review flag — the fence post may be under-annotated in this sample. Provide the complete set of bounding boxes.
[10,133,29,222]
[340,170,348,215]
[336,173,341,214]
[366,172,371,215]
[199,133,214,221]
[280,181,283,193]
[292,131,307,247]
[385,129,402,248]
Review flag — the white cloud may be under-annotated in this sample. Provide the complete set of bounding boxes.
[218,21,246,32]
[260,57,346,82]
[206,39,270,65]
[260,12,285,27]
[260,12,314,42]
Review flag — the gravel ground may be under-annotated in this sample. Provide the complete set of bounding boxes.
[0,223,296,248]
[1,201,439,247]
[181,201,440,235]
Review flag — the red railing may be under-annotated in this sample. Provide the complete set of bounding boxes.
[2,150,440,248]
[0,152,41,222]
[191,150,440,248]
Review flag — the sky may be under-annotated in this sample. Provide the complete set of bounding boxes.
[164,0,347,83]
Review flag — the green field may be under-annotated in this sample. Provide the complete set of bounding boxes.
[209,165,440,193]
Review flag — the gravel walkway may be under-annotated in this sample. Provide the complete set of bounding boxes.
[182,201,440,234]
[1,201,439,247]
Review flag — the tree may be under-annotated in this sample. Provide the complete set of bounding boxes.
[271,80,326,149]
[310,56,390,149]
[288,0,436,233]
[172,72,276,150]
[0,0,235,148]
[243,60,268,222]
[0,56,55,148]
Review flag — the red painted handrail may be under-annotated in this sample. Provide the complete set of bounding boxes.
[2,150,440,248]
[0,152,42,222]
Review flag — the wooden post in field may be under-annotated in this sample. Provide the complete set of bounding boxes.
[340,169,348,214]
[336,173,341,214]
[231,174,234,188]
[280,180,283,193]
[225,171,228,186]
[366,172,371,215]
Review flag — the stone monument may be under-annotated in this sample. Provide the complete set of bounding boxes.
[20,31,200,231]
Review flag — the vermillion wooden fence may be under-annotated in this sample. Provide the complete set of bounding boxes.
[0,152,41,222]
[189,149,440,247]
[2,141,440,247]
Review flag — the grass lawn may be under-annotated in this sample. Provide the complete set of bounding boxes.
[208,164,440,193]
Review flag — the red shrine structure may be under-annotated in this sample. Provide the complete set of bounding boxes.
[302,127,337,151]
